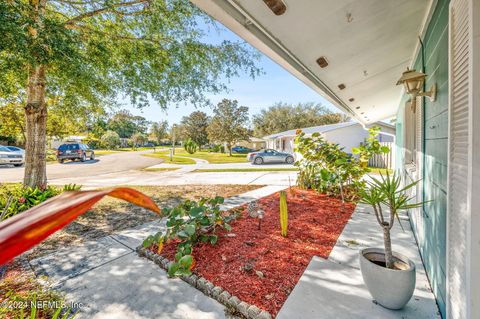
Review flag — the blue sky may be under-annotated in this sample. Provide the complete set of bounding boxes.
[121,21,340,126]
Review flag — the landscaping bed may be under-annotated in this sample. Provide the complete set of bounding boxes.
[26,184,261,260]
[146,187,356,317]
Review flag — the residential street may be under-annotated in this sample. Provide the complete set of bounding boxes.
[0,150,297,188]
[0,150,164,183]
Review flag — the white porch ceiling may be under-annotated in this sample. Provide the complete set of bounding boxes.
[192,0,434,124]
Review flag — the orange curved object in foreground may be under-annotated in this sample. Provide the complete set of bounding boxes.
[0,188,161,265]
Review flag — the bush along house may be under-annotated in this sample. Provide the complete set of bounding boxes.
[191,0,480,318]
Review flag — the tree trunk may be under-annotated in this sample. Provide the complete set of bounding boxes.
[24,65,47,188]
[382,225,394,269]
[228,143,232,156]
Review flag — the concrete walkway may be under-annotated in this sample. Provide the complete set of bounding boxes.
[276,203,440,319]
[29,185,286,319]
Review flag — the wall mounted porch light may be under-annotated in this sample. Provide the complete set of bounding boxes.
[396,68,436,112]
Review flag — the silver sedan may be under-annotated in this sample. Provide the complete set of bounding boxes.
[247,149,295,165]
[0,145,24,167]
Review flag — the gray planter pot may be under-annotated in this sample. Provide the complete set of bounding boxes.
[359,248,416,309]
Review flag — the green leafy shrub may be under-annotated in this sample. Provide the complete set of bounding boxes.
[184,138,198,154]
[0,184,65,220]
[62,184,82,192]
[143,196,239,277]
[46,149,57,162]
[210,144,225,153]
[100,130,121,149]
[84,136,101,149]
[352,126,390,165]
[295,127,388,200]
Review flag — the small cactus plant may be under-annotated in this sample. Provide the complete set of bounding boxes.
[279,191,288,237]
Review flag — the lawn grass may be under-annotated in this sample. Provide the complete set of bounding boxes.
[143,167,181,172]
[193,168,298,173]
[368,167,394,175]
[172,149,247,164]
[142,152,196,164]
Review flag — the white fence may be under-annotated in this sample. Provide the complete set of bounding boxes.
[369,142,395,169]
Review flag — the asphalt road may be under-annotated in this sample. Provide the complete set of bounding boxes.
[0,150,164,183]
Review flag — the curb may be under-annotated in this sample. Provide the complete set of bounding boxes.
[137,246,273,319]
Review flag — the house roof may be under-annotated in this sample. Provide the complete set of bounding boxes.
[263,121,358,140]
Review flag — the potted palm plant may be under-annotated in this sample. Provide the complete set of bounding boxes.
[359,172,423,309]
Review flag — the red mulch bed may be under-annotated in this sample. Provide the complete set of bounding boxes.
[157,188,356,317]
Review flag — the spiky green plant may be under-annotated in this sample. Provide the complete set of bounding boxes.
[280,191,288,237]
[360,172,424,269]
[184,138,198,154]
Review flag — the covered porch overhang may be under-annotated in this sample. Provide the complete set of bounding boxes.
[191,0,436,124]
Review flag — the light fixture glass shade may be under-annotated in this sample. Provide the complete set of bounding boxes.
[405,78,423,93]
[397,69,426,94]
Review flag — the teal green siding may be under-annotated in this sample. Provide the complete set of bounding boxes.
[396,0,449,317]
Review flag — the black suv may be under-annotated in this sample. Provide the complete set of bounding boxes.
[57,143,95,163]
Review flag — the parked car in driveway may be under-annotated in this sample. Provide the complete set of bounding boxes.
[232,146,255,154]
[0,145,24,167]
[57,143,95,163]
[247,149,295,165]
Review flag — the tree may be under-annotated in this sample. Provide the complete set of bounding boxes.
[107,110,148,138]
[252,102,350,137]
[101,130,120,149]
[0,1,260,187]
[131,132,147,149]
[149,120,168,145]
[207,99,250,156]
[1,98,98,144]
[181,111,210,148]
[0,103,26,143]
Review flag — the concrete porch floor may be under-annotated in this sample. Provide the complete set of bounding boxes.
[276,203,441,319]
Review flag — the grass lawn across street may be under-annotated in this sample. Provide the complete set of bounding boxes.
[142,152,196,164]
[178,151,247,163]
[193,168,298,173]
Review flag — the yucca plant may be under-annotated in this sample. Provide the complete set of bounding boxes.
[360,172,423,269]
[279,191,288,237]
[184,138,198,154]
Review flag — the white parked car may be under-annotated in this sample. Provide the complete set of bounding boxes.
[0,145,24,167]
[5,146,25,154]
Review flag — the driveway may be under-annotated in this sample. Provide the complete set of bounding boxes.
[0,150,164,183]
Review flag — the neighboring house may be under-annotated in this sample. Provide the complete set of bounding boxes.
[263,121,394,155]
[234,137,266,150]
[50,135,86,149]
[193,0,479,317]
